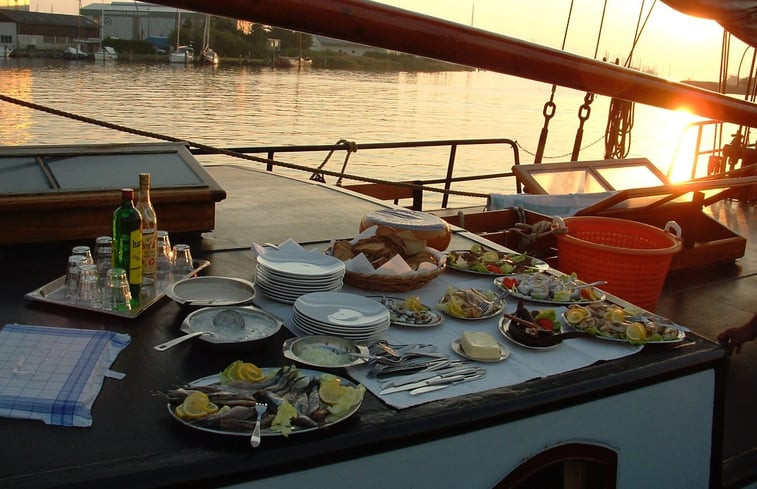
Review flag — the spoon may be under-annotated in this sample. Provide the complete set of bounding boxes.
[153,309,245,351]
[153,331,210,351]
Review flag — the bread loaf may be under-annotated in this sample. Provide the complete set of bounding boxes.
[359,209,451,251]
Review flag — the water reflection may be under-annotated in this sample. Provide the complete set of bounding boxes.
[0,58,723,207]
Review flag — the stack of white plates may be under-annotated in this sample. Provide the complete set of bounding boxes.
[255,249,345,303]
[293,292,391,341]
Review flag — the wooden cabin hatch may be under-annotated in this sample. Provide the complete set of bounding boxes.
[511,159,757,271]
[0,143,226,244]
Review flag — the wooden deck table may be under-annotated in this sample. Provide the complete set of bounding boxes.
[0,227,725,489]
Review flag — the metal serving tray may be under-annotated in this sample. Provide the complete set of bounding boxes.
[25,259,210,318]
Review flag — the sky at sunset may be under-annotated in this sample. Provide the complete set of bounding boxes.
[14,0,751,81]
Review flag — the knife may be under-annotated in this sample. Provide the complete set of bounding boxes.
[410,373,486,395]
[379,368,486,395]
[379,365,477,389]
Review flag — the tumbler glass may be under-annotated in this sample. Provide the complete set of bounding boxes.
[94,236,113,286]
[64,255,87,301]
[71,245,94,265]
[156,231,173,279]
[172,244,194,278]
[76,264,101,308]
[101,268,132,312]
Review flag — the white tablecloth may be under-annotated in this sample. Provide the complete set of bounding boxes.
[252,266,643,410]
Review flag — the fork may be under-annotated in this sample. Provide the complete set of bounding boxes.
[250,402,267,448]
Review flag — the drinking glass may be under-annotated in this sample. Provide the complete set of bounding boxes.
[172,244,194,278]
[64,255,87,301]
[156,231,173,279]
[76,264,101,308]
[94,236,113,286]
[71,245,94,265]
[101,268,132,312]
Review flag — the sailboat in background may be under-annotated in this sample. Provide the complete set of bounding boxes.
[199,14,219,64]
[169,9,194,63]
[93,6,118,61]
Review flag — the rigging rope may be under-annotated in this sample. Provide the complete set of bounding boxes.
[0,93,490,200]
[603,0,654,159]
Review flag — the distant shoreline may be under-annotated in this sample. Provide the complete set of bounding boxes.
[4,48,471,72]
[682,79,750,95]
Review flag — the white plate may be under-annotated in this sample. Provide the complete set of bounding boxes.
[292,312,390,340]
[294,292,390,327]
[498,317,560,351]
[367,296,444,328]
[256,266,343,287]
[257,250,345,277]
[166,368,362,437]
[451,338,510,362]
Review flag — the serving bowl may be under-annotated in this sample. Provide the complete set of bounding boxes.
[282,335,369,368]
[180,306,282,347]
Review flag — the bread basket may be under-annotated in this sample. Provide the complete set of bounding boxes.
[343,261,445,292]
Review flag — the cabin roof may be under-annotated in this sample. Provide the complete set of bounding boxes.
[0,8,98,29]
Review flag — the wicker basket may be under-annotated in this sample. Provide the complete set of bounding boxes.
[343,264,445,292]
[556,216,682,312]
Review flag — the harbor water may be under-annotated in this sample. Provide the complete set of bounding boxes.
[1,58,718,208]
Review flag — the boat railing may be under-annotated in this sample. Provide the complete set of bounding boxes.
[669,119,754,180]
[191,138,521,210]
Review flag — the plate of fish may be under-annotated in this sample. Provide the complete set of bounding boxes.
[563,303,686,344]
[368,295,443,327]
[446,245,548,276]
[437,287,504,320]
[164,364,365,437]
[494,273,606,305]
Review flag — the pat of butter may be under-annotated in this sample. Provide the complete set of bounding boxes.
[460,331,501,360]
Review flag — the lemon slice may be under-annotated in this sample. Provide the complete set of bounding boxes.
[177,391,218,420]
[222,360,265,382]
[319,378,349,405]
[625,322,647,342]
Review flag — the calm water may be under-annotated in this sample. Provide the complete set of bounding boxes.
[0,58,717,208]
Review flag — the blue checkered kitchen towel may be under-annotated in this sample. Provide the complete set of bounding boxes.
[0,323,130,427]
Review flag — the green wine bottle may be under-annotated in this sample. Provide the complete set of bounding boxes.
[113,188,143,298]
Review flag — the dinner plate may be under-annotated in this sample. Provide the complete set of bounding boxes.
[446,250,548,276]
[256,250,345,277]
[498,317,560,351]
[367,296,444,328]
[451,338,510,362]
[166,368,363,437]
[294,292,390,326]
[494,276,607,305]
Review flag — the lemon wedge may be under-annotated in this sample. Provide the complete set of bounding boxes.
[625,322,647,343]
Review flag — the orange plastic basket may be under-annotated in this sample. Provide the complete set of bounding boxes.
[556,216,682,312]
